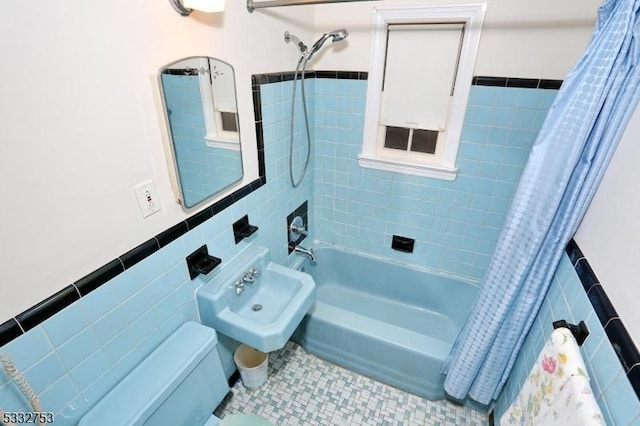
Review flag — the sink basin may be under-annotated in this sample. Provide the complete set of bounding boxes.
[196,245,316,352]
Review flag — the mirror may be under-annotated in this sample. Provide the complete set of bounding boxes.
[159,56,243,208]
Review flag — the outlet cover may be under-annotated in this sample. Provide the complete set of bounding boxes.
[134,180,161,218]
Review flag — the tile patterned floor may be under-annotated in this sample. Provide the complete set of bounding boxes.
[215,342,488,426]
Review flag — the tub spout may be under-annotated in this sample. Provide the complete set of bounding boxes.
[293,245,316,262]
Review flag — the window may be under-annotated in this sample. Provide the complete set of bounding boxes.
[197,58,241,151]
[220,111,239,133]
[384,127,439,154]
[359,4,486,180]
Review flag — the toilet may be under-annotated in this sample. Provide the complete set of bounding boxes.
[79,322,273,426]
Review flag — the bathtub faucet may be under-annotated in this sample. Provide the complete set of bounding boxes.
[293,245,316,262]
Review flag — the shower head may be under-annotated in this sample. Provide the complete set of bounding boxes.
[284,31,308,54]
[307,28,349,61]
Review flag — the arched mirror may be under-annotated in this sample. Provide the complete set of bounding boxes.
[159,56,243,208]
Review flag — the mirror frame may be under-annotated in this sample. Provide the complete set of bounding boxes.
[158,56,244,209]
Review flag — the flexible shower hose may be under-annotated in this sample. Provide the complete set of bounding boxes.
[0,353,44,426]
[289,54,313,188]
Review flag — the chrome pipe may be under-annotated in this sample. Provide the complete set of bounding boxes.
[247,0,378,13]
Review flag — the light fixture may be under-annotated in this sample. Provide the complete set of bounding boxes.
[170,0,225,16]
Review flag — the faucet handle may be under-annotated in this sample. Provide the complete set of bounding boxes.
[290,224,308,236]
[242,272,255,284]
[248,268,260,277]
[289,216,308,241]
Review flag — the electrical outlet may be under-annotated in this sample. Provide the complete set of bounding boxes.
[134,180,161,218]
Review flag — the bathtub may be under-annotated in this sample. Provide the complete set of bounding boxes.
[291,245,479,400]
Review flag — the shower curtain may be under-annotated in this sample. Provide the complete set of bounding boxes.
[442,0,640,405]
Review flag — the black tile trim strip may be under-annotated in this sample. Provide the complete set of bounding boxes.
[16,286,81,332]
[605,319,640,373]
[586,284,618,325]
[1,72,281,346]
[565,238,640,399]
[0,319,23,347]
[75,259,125,297]
[472,76,563,89]
[565,238,584,265]
[156,221,189,248]
[251,70,368,86]
[186,206,214,230]
[120,238,160,270]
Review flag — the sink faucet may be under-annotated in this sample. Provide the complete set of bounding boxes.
[235,268,261,295]
[242,268,260,284]
[293,245,316,262]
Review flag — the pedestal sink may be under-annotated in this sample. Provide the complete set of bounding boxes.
[196,245,316,352]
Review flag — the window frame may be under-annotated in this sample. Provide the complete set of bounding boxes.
[358,3,486,181]
[197,58,241,152]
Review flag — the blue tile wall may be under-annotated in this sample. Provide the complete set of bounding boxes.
[494,254,640,425]
[0,78,312,424]
[313,80,558,282]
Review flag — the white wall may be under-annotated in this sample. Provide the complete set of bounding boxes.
[312,0,601,79]
[575,105,640,347]
[0,0,313,322]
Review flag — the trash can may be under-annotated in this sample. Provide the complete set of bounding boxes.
[234,344,268,389]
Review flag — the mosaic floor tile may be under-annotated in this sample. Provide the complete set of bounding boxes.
[215,341,488,426]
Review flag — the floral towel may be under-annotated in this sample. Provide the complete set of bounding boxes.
[501,327,605,425]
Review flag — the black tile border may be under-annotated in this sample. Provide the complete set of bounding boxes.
[606,319,640,372]
[74,259,125,297]
[16,286,81,332]
[185,206,214,230]
[156,221,189,248]
[565,238,640,399]
[0,319,23,347]
[587,284,618,326]
[120,239,160,270]
[472,76,563,89]
[251,70,368,86]
[539,79,563,90]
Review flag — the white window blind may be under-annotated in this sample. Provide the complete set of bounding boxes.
[381,23,464,131]
[211,60,237,112]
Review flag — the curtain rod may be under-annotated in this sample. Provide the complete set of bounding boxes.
[247,0,379,13]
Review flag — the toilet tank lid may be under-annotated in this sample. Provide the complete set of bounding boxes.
[79,322,218,426]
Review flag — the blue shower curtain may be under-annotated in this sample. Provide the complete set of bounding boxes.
[442,0,640,405]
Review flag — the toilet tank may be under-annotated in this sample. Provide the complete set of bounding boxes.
[80,322,230,426]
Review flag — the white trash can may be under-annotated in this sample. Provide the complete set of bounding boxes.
[234,344,268,389]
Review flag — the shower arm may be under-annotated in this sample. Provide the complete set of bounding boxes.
[247,0,379,13]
